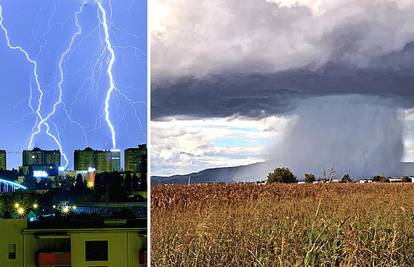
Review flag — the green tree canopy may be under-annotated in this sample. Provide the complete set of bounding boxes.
[341,174,352,183]
[372,175,389,183]
[267,167,297,183]
[304,173,316,183]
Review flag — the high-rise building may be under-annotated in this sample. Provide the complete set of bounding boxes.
[74,147,95,171]
[44,151,61,166]
[95,150,112,172]
[0,150,6,170]
[22,148,61,167]
[21,148,61,177]
[23,148,43,166]
[74,148,118,173]
[124,145,147,172]
[110,149,121,171]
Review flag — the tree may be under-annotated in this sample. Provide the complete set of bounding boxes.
[124,172,133,192]
[341,174,352,183]
[372,175,389,183]
[75,174,85,188]
[267,167,297,183]
[322,164,336,182]
[304,173,316,183]
[108,172,124,201]
[23,176,38,190]
[402,176,412,183]
[138,173,147,191]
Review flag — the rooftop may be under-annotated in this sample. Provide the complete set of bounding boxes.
[28,217,146,230]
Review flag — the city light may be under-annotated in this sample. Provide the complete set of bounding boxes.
[0,179,27,190]
[16,207,25,216]
[87,181,94,188]
[72,205,77,210]
[14,202,20,208]
[33,170,48,178]
[62,206,70,214]
[33,203,39,209]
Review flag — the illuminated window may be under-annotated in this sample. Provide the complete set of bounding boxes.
[85,241,108,261]
[8,244,16,259]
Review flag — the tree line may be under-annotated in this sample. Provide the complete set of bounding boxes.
[266,167,412,184]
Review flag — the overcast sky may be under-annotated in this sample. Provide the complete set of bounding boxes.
[0,0,147,169]
[151,0,414,176]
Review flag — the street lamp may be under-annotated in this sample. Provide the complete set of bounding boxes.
[17,207,25,216]
[62,206,70,214]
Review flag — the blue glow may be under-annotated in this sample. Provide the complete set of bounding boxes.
[0,0,147,169]
[0,178,27,190]
[33,170,49,178]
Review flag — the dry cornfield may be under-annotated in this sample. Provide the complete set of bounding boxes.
[151,183,414,266]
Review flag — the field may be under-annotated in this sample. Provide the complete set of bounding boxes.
[152,183,414,266]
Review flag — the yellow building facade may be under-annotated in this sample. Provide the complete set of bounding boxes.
[0,219,147,267]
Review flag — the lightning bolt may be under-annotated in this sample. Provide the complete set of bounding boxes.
[1,0,144,170]
[0,5,44,134]
[0,2,86,169]
[28,2,87,169]
[96,0,117,149]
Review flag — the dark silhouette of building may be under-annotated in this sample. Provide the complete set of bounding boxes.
[95,150,112,172]
[124,145,147,172]
[23,147,60,166]
[21,148,61,176]
[110,149,121,171]
[0,149,6,170]
[74,148,120,172]
[74,147,94,171]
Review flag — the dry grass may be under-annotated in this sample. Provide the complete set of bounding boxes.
[152,183,414,266]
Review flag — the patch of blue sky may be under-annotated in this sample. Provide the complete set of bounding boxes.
[227,127,258,132]
[213,136,268,147]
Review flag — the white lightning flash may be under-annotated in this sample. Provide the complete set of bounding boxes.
[28,2,86,169]
[0,5,44,131]
[0,3,85,169]
[96,0,117,149]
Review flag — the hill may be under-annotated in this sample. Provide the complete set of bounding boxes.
[152,162,414,184]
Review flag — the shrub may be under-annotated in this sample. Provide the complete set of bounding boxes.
[372,176,389,183]
[267,167,297,183]
[341,174,352,183]
[304,173,316,183]
[402,176,412,183]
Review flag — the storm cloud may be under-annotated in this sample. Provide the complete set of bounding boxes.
[151,0,414,177]
[272,95,405,178]
[151,0,414,119]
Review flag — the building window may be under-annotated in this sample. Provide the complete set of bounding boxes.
[85,241,108,261]
[8,244,16,259]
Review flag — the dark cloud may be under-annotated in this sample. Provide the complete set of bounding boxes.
[152,0,414,120]
[152,47,414,119]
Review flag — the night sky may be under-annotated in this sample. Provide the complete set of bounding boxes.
[0,0,147,169]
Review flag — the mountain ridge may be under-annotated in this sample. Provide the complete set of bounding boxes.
[152,161,414,184]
